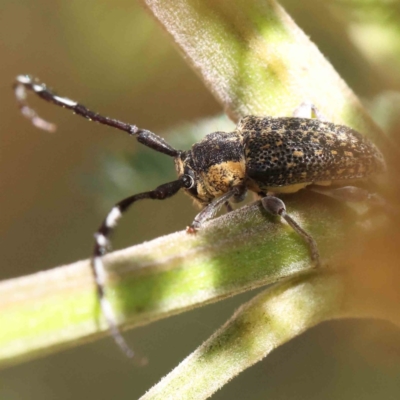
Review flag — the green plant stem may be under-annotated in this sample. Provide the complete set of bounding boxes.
[140,269,400,400]
[141,0,388,148]
[0,196,349,368]
[140,272,343,400]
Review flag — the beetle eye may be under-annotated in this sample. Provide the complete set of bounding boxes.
[182,174,195,189]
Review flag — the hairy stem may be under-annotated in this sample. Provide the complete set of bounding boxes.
[1,195,351,368]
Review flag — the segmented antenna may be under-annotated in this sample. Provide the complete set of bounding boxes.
[14,75,183,361]
[14,75,140,134]
[14,75,138,359]
[14,75,57,132]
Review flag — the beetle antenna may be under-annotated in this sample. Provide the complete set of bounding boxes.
[14,74,186,357]
[14,75,180,157]
[92,179,185,358]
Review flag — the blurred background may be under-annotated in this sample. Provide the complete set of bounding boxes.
[1,0,400,399]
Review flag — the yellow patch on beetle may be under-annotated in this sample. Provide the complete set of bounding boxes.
[293,150,304,157]
[196,181,212,204]
[344,151,353,157]
[174,157,185,176]
[202,160,246,197]
[331,150,337,155]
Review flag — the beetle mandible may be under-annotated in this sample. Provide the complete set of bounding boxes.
[14,75,386,358]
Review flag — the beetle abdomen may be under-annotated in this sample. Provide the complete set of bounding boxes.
[239,116,385,190]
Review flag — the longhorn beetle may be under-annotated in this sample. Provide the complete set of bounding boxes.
[14,75,386,358]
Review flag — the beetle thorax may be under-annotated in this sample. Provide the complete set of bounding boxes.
[175,131,246,205]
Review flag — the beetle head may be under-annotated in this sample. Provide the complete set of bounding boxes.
[175,131,246,207]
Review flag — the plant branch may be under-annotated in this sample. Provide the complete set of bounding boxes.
[1,195,352,368]
[141,0,390,147]
[140,271,344,400]
[141,268,400,400]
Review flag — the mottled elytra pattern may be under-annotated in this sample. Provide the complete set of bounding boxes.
[239,116,385,190]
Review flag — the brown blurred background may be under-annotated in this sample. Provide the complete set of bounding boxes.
[1,0,400,399]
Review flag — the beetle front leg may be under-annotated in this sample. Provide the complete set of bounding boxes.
[261,195,321,268]
[188,186,246,232]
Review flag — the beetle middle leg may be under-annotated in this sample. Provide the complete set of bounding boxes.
[261,195,321,268]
